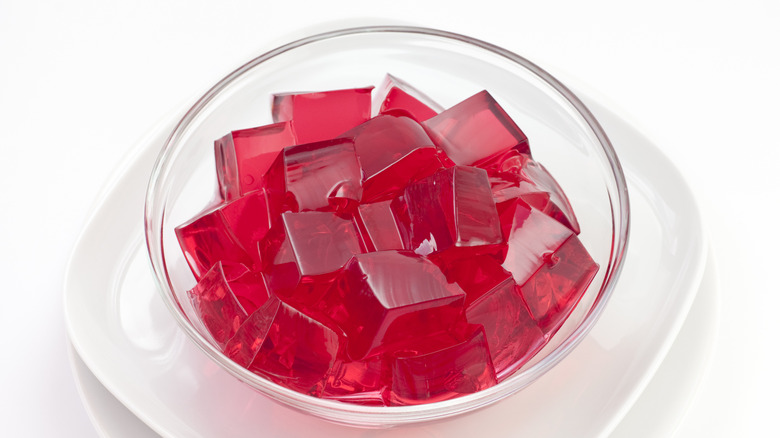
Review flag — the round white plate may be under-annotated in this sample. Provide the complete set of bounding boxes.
[63,93,707,438]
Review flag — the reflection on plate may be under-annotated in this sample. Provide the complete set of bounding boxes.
[63,93,707,438]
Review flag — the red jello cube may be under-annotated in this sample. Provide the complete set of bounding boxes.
[500,199,574,284]
[224,266,271,315]
[339,114,443,202]
[519,235,599,335]
[390,325,497,405]
[401,166,503,258]
[423,90,530,165]
[321,355,389,406]
[259,211,363,305]
[436,254,545,378]
[521,157,580,234]
[175,205,254,280]
[225,295,340,396]
[353,201,409,252]
[187,261,250,349]
[175,190,276,278]
[481,150,580,234]
[217,190,277,267]
[321,251,466,360]
[374,74,441,122]
[215,121,297,200]
[264,138,363,212]
[272,87,373,144]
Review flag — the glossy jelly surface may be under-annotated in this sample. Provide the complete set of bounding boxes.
[176,77,598,406]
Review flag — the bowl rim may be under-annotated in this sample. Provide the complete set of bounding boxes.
[144,25,630,426]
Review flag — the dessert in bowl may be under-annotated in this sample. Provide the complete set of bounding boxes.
[144,26,629,427]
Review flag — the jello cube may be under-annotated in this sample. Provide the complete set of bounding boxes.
[423,90,530,165]
[500,200,575,284]
[215,121,297,200]
[374,74,442,122]
[322,251,466,360]
[175,205,254,280]
[390,325,497,405]
[187,261,250,349]
[401,166,503,259]
[354,200,409,252]
[339,114,443,202]
[435,254,545,378]
[272,87,373,144]
[176,190,276,278]
[217,189,277,268]
[224,266,271,315]
[482,150,580,234]
[493,180,579,239]
[264,138,363,212]
[321,355,389,406]
[259,211,363,305]
[521,157,580,234]
[519,235,599,335]
[224,295,340,396]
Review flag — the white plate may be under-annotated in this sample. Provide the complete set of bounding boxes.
[63,93,707,438]
[67,248,719,438]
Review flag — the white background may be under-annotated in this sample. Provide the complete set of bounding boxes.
[1,0,778,436]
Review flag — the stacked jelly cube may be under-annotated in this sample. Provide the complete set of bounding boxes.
[176,74,598,406]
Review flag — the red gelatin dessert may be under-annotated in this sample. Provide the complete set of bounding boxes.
[264,138,363,212]
[423,90,531,166]
[519,235,599,335]
[499,198,597,336]
[374,73,442,122]
[353,201,409,252]
[320,251,466,360]
[259,211,363,306]
[215,121,296,201]
[401,166,503,259]
[321,355,389,405]
[225,295,340,395]
[186,261,250,348]
[272,87,373,144]
[390,325,497,405]
[175,189,277,278]
[176,78,599,406]
[435,254,545,378]
[339,113,443,202]
[480,148,580,234]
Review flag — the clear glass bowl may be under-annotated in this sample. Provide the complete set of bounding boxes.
[145,26,629,427]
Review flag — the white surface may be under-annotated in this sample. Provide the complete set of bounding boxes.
[62,92,706,437]
[1,1,777,437]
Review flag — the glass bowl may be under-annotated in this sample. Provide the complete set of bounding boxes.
[144,25,629,427]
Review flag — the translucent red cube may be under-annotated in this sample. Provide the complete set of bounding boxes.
[435,254,545,378]
[225,295,339,395]
[215,122,296,200]
[339,113,443,202]
[264,138,363,212]
[259,211,363,306]
[390,325,497,405]
[272,87,373,144]
[354,201,409,252]
[186,261,250,348]
[481,148,580,234]
[320,251,466,360]
[374,73,441,122]
[423,90,531,166]
[401,166,503,259]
